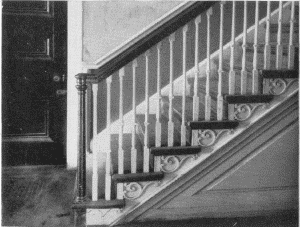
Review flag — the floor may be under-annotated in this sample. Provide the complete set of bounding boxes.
[2,165,76,227]
[115,214,299,227]
[2,166,297,227]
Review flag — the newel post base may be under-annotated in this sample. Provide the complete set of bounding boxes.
[75,73,88,203]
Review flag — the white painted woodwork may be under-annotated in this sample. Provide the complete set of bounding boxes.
[105,76,112,200]
[92,84,98,201]
[117,68,125,199]
[288,1,295,69]
[155,43,162,172]
[229,1,236,95]
[276,1,283,69]
[252,1,259,94]
[181,25,188,146]
[86,1,298,214]
[205,8,213,121]
[168,33,175,146]
[131,60,138,173]
[155,42,162,148]
[264,1,271,70]
[144,50,150,173]
[241,1,248,95]
[67,1,82,169]
[217,2,225,121]
[192,15,201,145]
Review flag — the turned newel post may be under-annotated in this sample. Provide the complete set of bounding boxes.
[75,73,88,202]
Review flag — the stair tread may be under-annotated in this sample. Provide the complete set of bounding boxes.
[151,146,201,156]
[189,120,239,130]
[72,199,125,209]
[261,69,299,78]
[112,172,164,183]
[225,94,274,104]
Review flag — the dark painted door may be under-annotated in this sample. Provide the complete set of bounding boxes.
[2,1,67,166]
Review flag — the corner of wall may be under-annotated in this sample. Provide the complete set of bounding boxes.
[67,1,83,169]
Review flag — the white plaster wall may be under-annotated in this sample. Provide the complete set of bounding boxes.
[83,1,183,63]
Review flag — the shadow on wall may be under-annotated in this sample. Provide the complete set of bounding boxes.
[93,1,272,132]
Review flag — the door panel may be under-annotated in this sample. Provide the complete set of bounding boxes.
[2,1,67,166]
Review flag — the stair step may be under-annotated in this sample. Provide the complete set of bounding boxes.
[188,120,239,130]
[225,95,274,104]
[261,69,299,79]
[269,23,299,34]
[151,146,201,156]
[112,172,164,183]
[72,199,125,209]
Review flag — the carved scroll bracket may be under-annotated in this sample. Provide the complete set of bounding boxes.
[232,103,267,121]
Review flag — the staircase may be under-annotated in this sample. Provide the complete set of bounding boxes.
[72,1,299,226]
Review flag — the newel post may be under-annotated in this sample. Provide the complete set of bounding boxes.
[75,73,88,202]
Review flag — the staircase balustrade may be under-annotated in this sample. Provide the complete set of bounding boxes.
[73,1,299,220]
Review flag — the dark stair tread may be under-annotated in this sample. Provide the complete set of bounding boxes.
[112,172,164,183]
[189,120,239,130]
[225,94,274,104]
[151,146,201,156]
[269,23,299,33]
[72,199,125,209]
[261,69,299,78]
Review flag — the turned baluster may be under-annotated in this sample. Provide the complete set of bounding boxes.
[144,51,150,173]
[131,60,138,174]
[117,68,125,199]
[155,43,162,172]
[205,8,213,121]
[217,2,225,120]
[105,76,112,200]
[241,1,248,95]
[181,25,188,146]
[252,1,259,94]
[192,15,201,145]
[168,33,175,146]
[276,1,283,69]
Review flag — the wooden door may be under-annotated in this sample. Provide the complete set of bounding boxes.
[2,1,67,166]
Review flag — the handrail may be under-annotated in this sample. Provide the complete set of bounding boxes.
[85,1,217,82]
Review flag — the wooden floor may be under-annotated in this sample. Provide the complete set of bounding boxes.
[2,165,76,227]
[115,214,299,227]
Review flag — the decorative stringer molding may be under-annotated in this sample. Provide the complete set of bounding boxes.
[115,88,298,225]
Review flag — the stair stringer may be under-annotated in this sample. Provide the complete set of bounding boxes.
[86,82,298,226]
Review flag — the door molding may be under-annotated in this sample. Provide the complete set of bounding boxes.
[67,2,83,169]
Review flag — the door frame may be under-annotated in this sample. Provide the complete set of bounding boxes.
[67,2,83,169]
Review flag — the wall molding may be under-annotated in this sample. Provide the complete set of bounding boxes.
[67,1,83,169]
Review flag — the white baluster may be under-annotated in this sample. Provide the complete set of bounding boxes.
[181,25,188,146]
[229,2,236,95]
[155,43,162,172]
[205,8,213,121]
[217,2,225,121]
[264,1,271,70]
[92,83,98,201]
[192,15,201,146]
[105,76,112,200]
[241,1,248,94]
[252,1,259,94]
[168,33,175,146]
[288,1,295,69]
[276,1,283,69]
[131,60,138,173]
[117,68,124,199]
[144,50,150,173]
